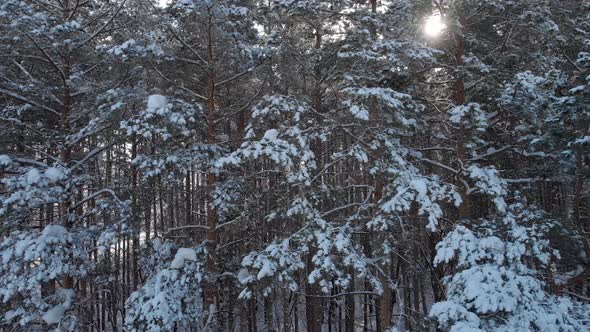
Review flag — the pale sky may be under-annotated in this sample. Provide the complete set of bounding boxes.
[424,14,446,38]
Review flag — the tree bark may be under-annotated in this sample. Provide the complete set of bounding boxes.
[454,16,471,220]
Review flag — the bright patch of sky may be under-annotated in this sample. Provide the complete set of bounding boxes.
[424,14,446,38]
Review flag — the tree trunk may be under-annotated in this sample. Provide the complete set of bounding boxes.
[454,16,471,220]
[205,10,220,325]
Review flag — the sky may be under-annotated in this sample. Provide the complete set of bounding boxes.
[424,14,446,37]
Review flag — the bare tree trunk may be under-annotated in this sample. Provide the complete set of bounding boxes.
[264,295,273,331]
[131,136,140,290]
[306,23,324,332]
[454,16,471,220]
[556,148,590,292]
[294,295,300,332]
[204,9,220,326]
[345,270,355,332]
[306,269,322,332]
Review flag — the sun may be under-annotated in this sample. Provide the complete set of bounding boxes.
[158,0,171,7]
[424,14,446,38]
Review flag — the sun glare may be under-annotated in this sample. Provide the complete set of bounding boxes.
[158,0,171,7]
[424,15,446,38]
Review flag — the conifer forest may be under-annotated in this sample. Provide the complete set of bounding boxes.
[2,0,590,331]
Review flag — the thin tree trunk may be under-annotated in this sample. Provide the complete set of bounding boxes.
[454,16,471,220]
[204,9,220,326]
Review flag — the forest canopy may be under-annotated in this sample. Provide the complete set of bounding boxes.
[1,0,590,331]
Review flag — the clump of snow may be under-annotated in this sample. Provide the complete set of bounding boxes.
[14,238,33,257]
[44,167,65,182]
[256,258,277,279]
[111,101,125,111]
[0,155,11,166]
[350,104,369,120]
[42,305,66,324]
[170,248,197,269]
[468,165,507,212]
[42,288,75,325]
[42,224,68,238]
[125,247,205,331]
[147,94,168,111]
[109,39,136,56]
[572,135,590,146]
[121,95,199,141]
[449,103,488,130]
[263,128,279,141]
[237,268,251,284]
[26,169,41,185]
[378,171,460,231]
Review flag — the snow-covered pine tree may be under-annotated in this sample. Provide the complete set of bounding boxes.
[0,0,588,330]
[114,0,269,329]
[214,1,466,330]
[0,0,132,329]
[422,1,590,331]
[430,200,590,331]
[495,0,590,300]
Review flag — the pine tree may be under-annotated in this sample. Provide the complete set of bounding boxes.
[0,0,131,329]
[0,0,589,330]
[431,200,589,331]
